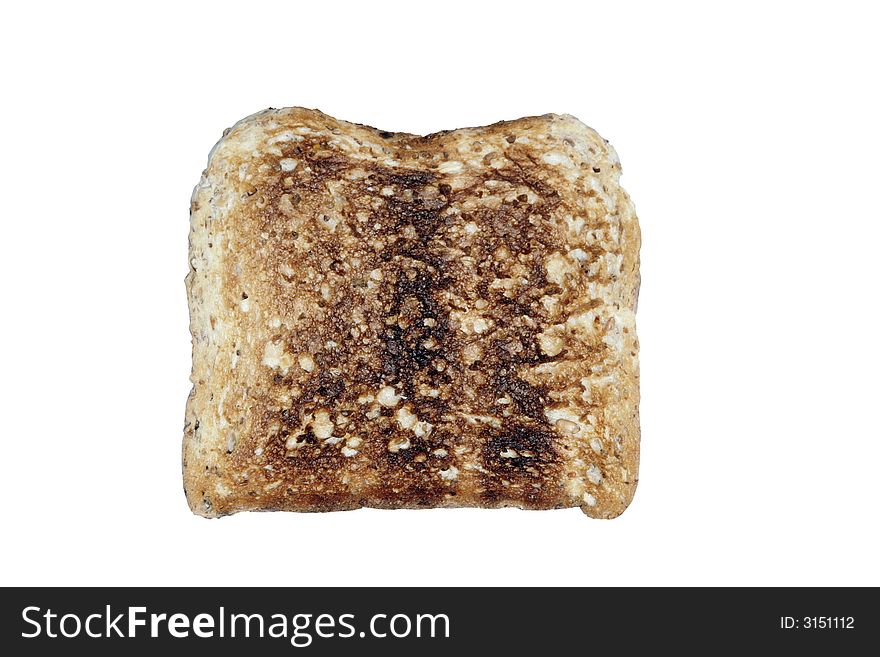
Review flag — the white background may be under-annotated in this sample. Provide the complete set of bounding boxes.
[1,1,877,587]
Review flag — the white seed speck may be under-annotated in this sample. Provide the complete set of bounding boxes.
[268,132,305,144]
[472,318,489,334]
[413,420,433,438]
[538,333,565,357]
[464,222,479,234]
[545,253,573,285]
[396,406,418,430]
[438,160,463,174]
[570,248,588,261]
[279,158,298,172]
[377,386,401,407]
[590,438,603,453]
[433,448,448,457]
[262,341,286,369]
[439,466,459,481]
[555,419,580,435]
[387,436,411,453]
[582,492,597,507]
[542,151,574,167]
[341,447,358,457]
[587,464,603,485]
[499,448,519,459]
[298,353,315,372]
[311,410,334,440]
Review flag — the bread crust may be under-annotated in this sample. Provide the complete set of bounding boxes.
[184,108,640,518]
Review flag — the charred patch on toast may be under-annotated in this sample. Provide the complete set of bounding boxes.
[380,265,452,392]
[483,422,557,466]
[494,372,550,420]
[370,427,446,506]
[480,422,559,506]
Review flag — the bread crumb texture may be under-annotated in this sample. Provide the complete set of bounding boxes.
[184,108,640,519]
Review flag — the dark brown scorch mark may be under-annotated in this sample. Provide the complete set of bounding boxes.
[480,422,559,506]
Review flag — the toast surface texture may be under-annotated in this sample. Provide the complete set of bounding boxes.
[185,108,640,518]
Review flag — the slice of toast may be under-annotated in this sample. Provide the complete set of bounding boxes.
[184,108,640,518]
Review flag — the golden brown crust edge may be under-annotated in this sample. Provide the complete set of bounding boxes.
[184,108,640,518]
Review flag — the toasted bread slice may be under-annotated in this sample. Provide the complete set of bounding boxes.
[184,108,640,518]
